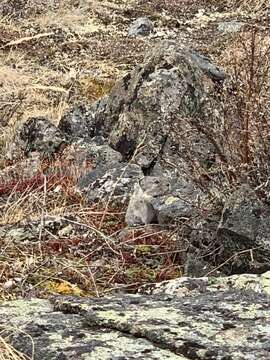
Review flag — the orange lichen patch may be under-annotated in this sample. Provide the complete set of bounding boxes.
[44,280,84,296]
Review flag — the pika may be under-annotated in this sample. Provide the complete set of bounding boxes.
[125,176,171,226]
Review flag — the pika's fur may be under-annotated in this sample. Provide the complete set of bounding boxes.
[125,176,171,226]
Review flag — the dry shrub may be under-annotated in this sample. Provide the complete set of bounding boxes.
[224,0,270,12]
[0,154,182,299]
[173,28,270,202]
[0,335,30,360]
[216,29,270,197]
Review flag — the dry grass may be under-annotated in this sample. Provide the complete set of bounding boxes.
[0,155,183,300]
[0,335,31,360]
[226,0,270,12]
[173,27,270,204]
[0,0,269,300]
[0,0,144,168]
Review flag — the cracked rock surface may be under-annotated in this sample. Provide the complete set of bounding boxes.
[1,273,269,360]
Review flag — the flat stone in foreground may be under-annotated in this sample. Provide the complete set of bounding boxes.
[0,273,269,359]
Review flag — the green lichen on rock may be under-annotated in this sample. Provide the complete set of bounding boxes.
[0,273,269,359]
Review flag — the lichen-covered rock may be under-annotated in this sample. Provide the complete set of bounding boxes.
[139,271,270,297]
[77,162,143,203]
[152,177,204,224]
[104,41,224,168]
[217,185,270,273]
[1,272,269,360]
[57,140,122,176]
[79,142,122,167]
[62,41,225,173]
[128,17,154,37]
[0,299,185,360]
[17,117,67,157]
[58,103,96,141]
[0,216,76,242]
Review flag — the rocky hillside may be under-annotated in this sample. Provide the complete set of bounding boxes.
[0,0,270,359]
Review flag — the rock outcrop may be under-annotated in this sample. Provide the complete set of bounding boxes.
[217,185,270,273]
[59,40,225,172]
[1,272,269,359]
[1,4,270,360]
[6,40,270,276]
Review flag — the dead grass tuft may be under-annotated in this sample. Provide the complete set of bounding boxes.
[226,0,269,12]
[0,155,183,299]
[0,335,30,360]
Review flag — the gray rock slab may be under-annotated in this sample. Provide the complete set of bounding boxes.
[217,185,270,273]
[1,273,269,359]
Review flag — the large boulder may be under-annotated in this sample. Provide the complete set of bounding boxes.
[217,185,270,273]
[77,162,143,203]
[104,40,224,170]
[1,272,269,360]
[59,41,225,172]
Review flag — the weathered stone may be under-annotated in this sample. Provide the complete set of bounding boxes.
[77,162,143,203]
[139,271,270,297]
[58,103,95,140]
[1,272,269,359]
[57,140,122,177]
[0,299,185,360]
[153,177,203,224]
[1,227,36,241]
[217,185,270,273]
[17,117,67,157]
[0,216,75,242]
[83,41,225,172]
[128,17,154,37]
[186,50,226,82]
[81,142,122,167]
[218,21,245,34]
